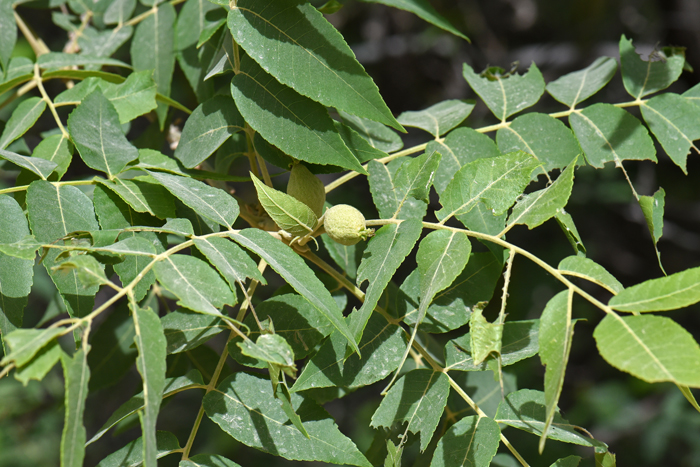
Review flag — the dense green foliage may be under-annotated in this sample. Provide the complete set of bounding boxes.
[0,1,699,466]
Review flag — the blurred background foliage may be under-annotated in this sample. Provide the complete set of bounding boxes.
[1,0,700,466]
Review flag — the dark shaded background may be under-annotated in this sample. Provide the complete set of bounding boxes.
[1,0,700,466]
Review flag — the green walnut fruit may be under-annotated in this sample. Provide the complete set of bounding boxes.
[287,163,325,217]
[324,204,374,246]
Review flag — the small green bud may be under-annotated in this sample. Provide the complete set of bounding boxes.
[323,204,374,246]
[287,163,326,217]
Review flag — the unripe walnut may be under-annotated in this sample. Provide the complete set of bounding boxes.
[286,163,325,217]
[324,204,374,246]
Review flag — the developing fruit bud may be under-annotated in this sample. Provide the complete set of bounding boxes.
[324,204,374,246]
[287,163,325,217]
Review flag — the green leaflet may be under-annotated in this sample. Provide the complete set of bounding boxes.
[26,181,100,319]
[428,127,501,195]
[446,370,518,419]
[539,290,575,453]
[78,26,133,64]
[228,0,401,131]
[368,151,441,220]
[194,236,266,298]
[229,293,334,368]
[53,255,108,289]
[0,149,57,179]
[204,372,372,466]
[469,305,502,366]
[640,93,700,173]
[321,232,364,281]
[54,71,157,124]
[335,121,390,163]
[505,157,577,232]
[130,2,176,128]
[87,370,204,445]
[445,320,539,371]
[619,35,685,99]
[291,311,406,393]
[608,265,700,312]
[436,151,539,224]
[68,90,139,177]
[0,0,16,74]
[0,97,46,149]
[351,219,423,343]
[95,431,181,467]
[639,187,665,271]
[569,103,656,168]
[397,99,474,137]
[370,369,450,452]
[388,229,471,392]
[430,415,500,467]
[551,456,582,467]
[30,134,73,180]
[463,62,545,121]
[251,173,318,238]
[231,55,365,173]
[358,0,468,40]
[181,454,241,467]
[0,195,33,343]
[546,57,617,108]
[230,228,360,355]
[1,327,66,367]
[555,210,586,256]
[162,309,226,354]
[400,252,502,333]
[338,110,404,153]
[174,95,244,168]
[13,338,62,386]
[60,348,90,467]
[496,113,581,176]
[36,52,130,70]
[87,302,137,391]
[368,159,426,221]
[175,0,220,101]
[147,171,239,228]
[594,314,700,387]
[97,177,176,219]
[237,334,296,376]
[557,256,623,295]
[104,0,136,24]
[495,389,607,448]
[153,254,235,317]
[131,304,168,467]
